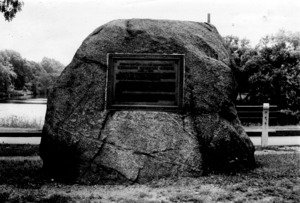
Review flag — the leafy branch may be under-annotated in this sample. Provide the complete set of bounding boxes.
[0,0,24,21]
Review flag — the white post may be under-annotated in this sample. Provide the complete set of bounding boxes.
[262,103,269,147]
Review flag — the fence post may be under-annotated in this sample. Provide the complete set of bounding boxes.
[262,103,269,147]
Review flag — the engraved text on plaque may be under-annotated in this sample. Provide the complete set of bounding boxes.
[106,54,184,111]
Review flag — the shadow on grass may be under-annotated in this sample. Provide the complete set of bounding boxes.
[0,157,44,189]
[0,144,39,156]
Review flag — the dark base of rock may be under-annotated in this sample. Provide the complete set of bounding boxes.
[195,114,256,174]
[41,111,203,184]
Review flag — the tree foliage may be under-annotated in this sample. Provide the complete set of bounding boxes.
[0,0,23,21]
[0,58,16,93]
[0,50,64,96]
[41,57,65,74]
[224,31,300,123]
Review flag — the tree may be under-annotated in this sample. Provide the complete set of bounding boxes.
[0,0,23,21]
[252,31,300,108]
[223,35,252,67]
[241,31,300,124]
[0,63,16,94]
[224,32,300,123]
[0,51,17,94]
[223,35,256,100]
[258,30,300,51]
[40,57,65,75]
[32,73,53,95]
[0,49,65,96]
[2,50,28,89]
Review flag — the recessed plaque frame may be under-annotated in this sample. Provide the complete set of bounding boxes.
[106,53,184,111]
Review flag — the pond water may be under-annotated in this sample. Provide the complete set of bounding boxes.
[0,95,47,129]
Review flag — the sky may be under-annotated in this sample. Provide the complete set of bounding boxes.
[0,0,300,66]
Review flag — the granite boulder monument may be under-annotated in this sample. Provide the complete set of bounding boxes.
[40,19,256,184]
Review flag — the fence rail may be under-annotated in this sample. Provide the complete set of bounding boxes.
[0,104,299,146]
[237,103,300,146]
[0,130,42,137]
[236,104,278,125]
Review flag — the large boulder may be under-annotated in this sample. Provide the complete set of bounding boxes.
[40,19,255,184]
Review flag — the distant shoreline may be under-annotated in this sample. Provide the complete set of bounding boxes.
[0,91,47,100]
[0,127,42,133]
[0,90,33,98]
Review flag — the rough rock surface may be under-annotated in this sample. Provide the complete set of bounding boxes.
[40,19,255,184]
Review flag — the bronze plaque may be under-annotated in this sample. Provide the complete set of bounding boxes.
[106,54,184,111]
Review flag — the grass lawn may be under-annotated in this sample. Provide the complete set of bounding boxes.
[0,145,299,203]
[0,115,44,129]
